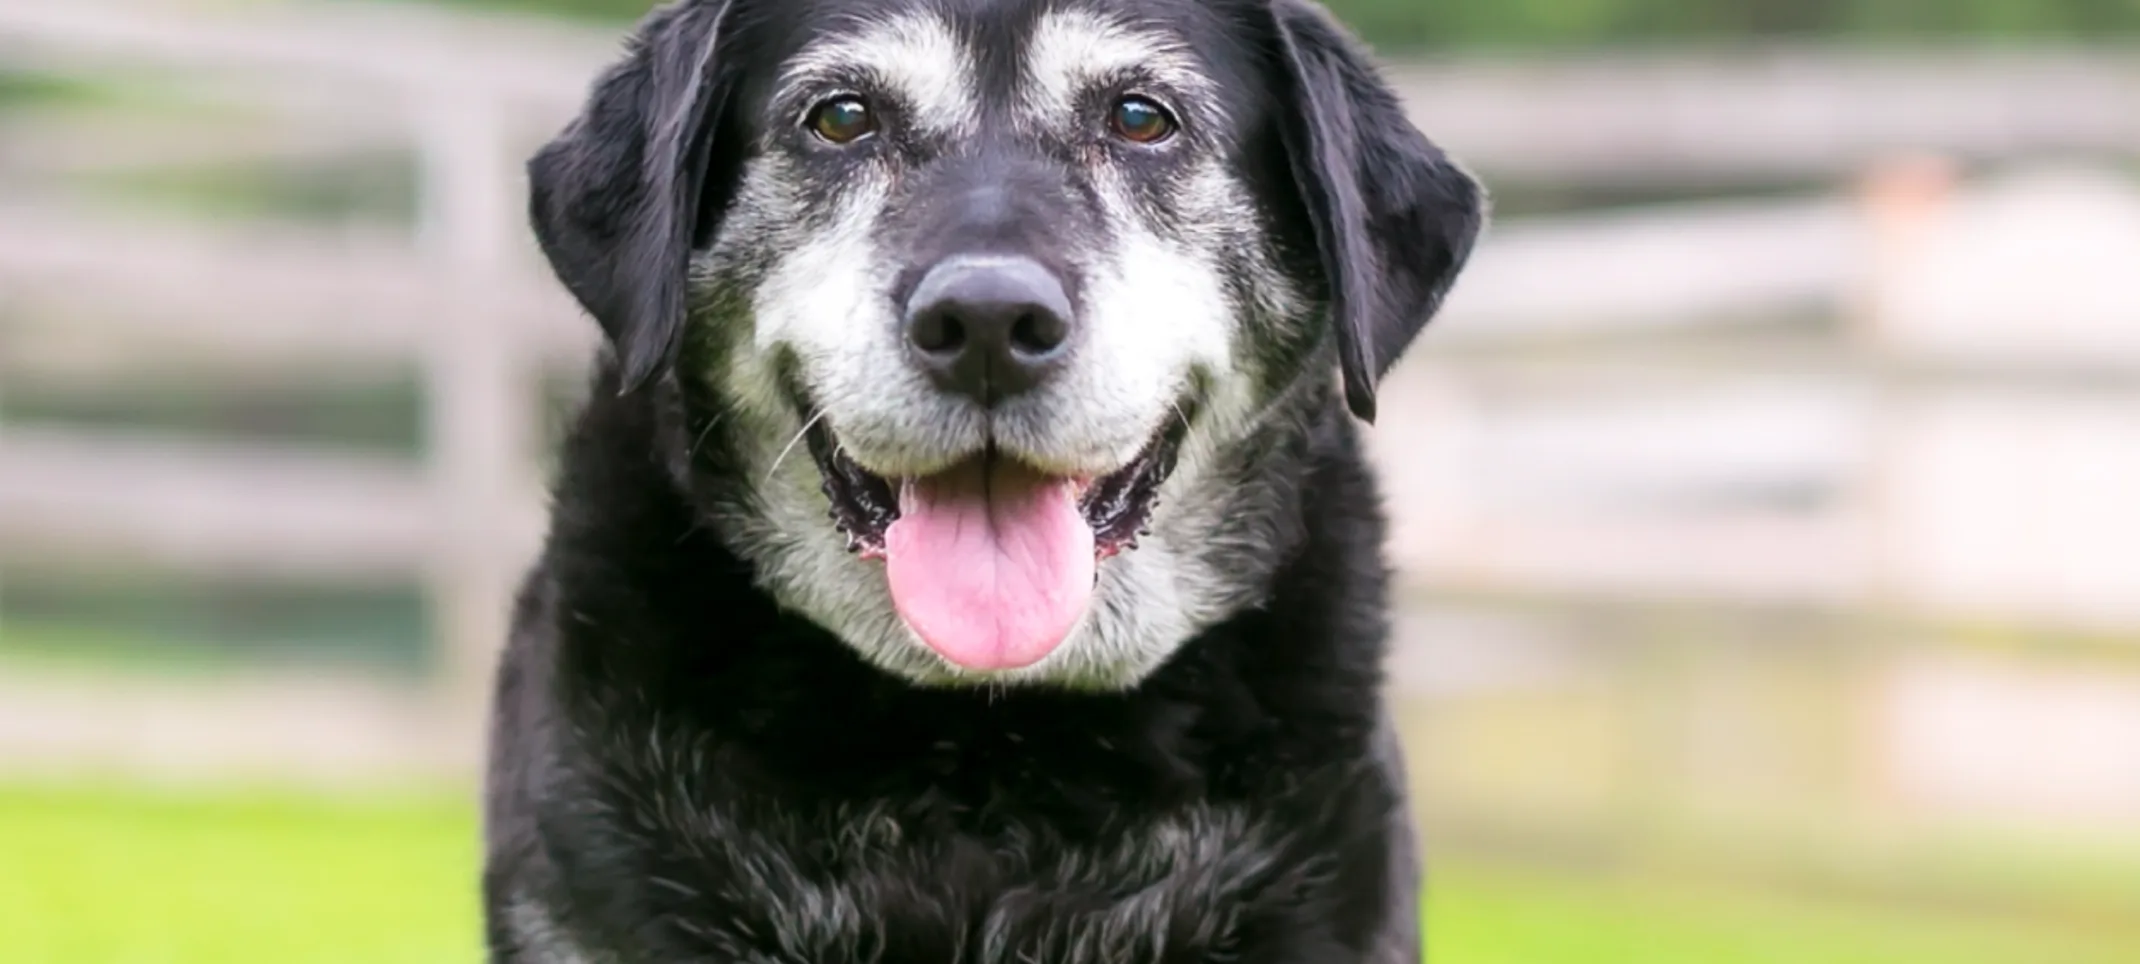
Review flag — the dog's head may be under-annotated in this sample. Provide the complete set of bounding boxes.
[532,0,1482,688]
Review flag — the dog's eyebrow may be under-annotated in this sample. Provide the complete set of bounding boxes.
[778,12,979,136]
[1020,10,1220,122]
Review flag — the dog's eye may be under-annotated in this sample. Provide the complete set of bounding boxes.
[808,96,876,145]
[1108,95,1176,145]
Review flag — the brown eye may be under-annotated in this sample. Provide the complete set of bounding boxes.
[1108,95,1176,144]
[808,96,875,145]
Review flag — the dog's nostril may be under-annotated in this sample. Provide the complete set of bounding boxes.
[1010,311,1067,357]
[910,310,966,356]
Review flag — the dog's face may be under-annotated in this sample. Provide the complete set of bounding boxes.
[531,0,1482,688]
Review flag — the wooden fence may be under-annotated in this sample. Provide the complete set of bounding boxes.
[3,0,2139,780]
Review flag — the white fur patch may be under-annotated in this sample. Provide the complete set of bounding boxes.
[779,10,978,137]
[699,155,966,685]
[1019,8,1221,127]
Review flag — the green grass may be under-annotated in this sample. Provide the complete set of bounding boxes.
[1432,862,2139,964]
[3,785,2134,964]
[0,786,479,964]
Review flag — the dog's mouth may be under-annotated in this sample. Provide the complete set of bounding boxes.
[801,411,1190,673]
[805,421,1187,562]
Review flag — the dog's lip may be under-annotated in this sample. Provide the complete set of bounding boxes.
[799,406,1194,561]
[830,441,1136,493]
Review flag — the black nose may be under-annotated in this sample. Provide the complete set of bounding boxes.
[903,256,1074,406]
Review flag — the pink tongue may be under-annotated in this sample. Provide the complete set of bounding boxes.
[884,458,1095,671]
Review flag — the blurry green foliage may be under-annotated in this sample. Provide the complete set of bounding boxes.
[436,0,2140,46]
[0,69,121,109]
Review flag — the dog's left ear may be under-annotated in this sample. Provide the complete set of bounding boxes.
[1266,0,1486,423]
[529,0,739,393]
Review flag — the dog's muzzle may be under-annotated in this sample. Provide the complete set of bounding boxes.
[799,163,1192,676]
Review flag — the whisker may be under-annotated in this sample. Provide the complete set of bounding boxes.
[766,409,829,484]
[687,413,726,460]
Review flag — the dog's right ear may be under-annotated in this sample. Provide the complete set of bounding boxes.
[529,0,739,393]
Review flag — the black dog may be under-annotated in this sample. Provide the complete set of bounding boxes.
[484,0,1483,960]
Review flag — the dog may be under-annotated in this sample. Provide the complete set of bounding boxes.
[483,0,1483,960]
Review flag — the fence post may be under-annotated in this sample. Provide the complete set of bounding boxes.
[1851,154,1957,617]
[414,88,534,743]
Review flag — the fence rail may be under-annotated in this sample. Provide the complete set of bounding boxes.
[0,201,592,367]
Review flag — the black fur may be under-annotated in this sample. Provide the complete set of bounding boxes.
[1266,1,1483,423]
[527,0,739,392]
[488,1,1482,961]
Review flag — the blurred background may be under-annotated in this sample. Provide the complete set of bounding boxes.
[2,0,2137,961]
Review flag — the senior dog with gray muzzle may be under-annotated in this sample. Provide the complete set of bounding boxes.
[483,0,1483,960]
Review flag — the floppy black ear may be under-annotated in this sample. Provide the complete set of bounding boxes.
[529,0,738,393]
[1268,1,1485,423]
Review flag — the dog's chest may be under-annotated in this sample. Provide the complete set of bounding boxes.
[658,800,1310,964]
